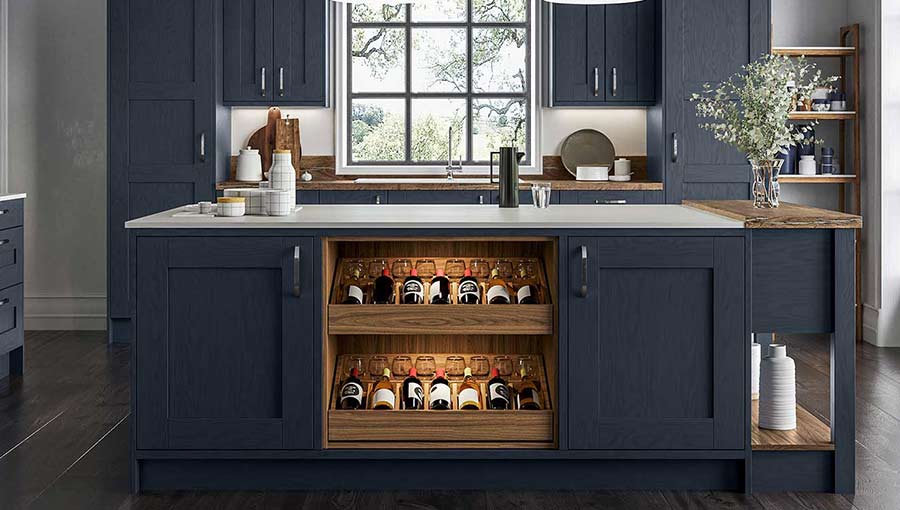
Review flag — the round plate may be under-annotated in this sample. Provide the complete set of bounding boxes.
[560,129,616,177]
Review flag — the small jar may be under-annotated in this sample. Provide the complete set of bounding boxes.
[216,197,246,217]
[798,155,817,176]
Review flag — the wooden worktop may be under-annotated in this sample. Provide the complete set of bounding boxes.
[684,200,862,229]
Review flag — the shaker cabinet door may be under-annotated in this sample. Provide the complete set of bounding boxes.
[604,1,656,102]
[567,236,745,450]
[135,237,317,450]
[273,0,329,105]
[224,0,275,102]
[548,5,605,105]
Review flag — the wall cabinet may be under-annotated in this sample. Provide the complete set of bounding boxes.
[224,0,328,105]
[567,236,745,449]
[135,237,316,450]
[545,0,656,106]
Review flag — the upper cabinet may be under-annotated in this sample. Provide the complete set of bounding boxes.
[224,0,328,106]
[544,0,657,107]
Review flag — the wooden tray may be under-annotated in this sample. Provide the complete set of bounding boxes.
[327,353,554,448]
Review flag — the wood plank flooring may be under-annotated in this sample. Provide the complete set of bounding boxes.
[1,331,899,509]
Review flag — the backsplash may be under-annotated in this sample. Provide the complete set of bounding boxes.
[230,107,648,158]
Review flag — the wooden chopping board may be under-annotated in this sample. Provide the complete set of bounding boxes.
[246,107,302,173]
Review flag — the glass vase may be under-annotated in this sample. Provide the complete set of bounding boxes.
[751,159,784,208]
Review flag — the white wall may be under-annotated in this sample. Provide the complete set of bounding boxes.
[0,0,7,194]
[8,0,107,330]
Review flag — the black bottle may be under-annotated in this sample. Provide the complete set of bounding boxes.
[372,269,395,304]
[402,269,424,304]
[487,368,510,410]
[402,368,424,409]
[339,367,364,410]
[429,369,452,410]
[429,269,451,304]
[458,269,481,305]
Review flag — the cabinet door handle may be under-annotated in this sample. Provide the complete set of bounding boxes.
[478,195,484,205]
[593,67,600,97]
[579,245,588,298]
[261,66,267,97]
[671,132,679,162]
[594,199,626,205]
[0,298,8,307]
[375,195,382,205]
[279,67,285,97]
[293,246,301,298]
[199,133,206,163]
[611,67,618,97]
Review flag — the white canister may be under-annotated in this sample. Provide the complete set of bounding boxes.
[216,197,246,217]
[576,166,609,181]
[265,190,294,217]
[758,344,797,431]
[269,150,297,210]
[798,155,817,176]
[613,158,632,176]
[225,188,269,215]
[235,147,263,182]
[751,342,761,400]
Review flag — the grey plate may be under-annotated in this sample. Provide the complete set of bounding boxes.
[559,129,617,176]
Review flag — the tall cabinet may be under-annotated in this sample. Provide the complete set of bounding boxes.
[650,0,771,203]
[108,0,231,338]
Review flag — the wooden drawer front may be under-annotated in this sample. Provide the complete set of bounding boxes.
[0,227,24,290]
[559,191,645,205]
[0,284,24,354]
[0,200,24,231]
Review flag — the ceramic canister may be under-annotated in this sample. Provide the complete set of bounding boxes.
[216,197,246,217]
[269,150,297,210]
[758,344,797,431]
[265,190,294,217]
[613,158,632,176]
[798,155,817,176]
[235,147,263,182]
[224,188,269,215]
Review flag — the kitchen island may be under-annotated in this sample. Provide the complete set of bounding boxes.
[125,202,859,493]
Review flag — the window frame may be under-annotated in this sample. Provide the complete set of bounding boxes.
[334,0,541,175]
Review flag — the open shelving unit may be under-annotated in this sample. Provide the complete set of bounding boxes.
[773,24,864,342]
[751,401,833,451]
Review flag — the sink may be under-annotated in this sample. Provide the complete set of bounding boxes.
[353,177,523,184]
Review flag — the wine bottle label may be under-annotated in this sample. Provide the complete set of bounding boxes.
[402,281,424,301]
[489,383,510,403]
[340,382,363,405]
[345,285,363,303]
[458,387,481,409]
[487,284,510,303]
[429,383,451,405]
[373,388,395,408]
[516,285,533,304]
[517,390,541,409]
[406,382,424,407]
[458,281,480,302]
[428,282,445,302]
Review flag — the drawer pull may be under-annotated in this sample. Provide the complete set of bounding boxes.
[293,246,301,298]
[579,245,588,298]
[594,199,627,205]
[0,298,9,307]
[0,239,9,246]
[0,209,8,215]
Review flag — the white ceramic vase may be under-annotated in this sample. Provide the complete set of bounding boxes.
[758,344,797,431]
[235,147,263,182]
[268,150,296,210]
[751,342,761,400]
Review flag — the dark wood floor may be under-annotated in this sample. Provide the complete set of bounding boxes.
[1,332,899,510]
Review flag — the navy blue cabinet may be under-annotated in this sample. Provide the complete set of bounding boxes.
[567,236,745,450]
[654,0,770,203]
[319,191,387,204]
[391,191,490,205]
[558,191,644,205]
[0,199,25,382]
[545,1,656,106]
[108,0,230,334]
[224,0,328,105]
[135,237,316,450]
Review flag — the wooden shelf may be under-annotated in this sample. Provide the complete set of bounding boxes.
[779,175,858,184]
[751,400,833,451]
[788,111,856,121]
[328,303,553,335]
[772,46,856,57]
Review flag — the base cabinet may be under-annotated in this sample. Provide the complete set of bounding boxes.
[135,236,316,450]
[567,236,745,449]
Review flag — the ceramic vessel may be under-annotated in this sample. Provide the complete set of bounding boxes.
[758,344,797,431]
[265,190,294,216]
[798,155,817,176]
[269,150,297,210]
[576,166,609,181]
[613,158,632,176]
[235,147,263,182]
[216,197,245,217]
[751,342,761,400]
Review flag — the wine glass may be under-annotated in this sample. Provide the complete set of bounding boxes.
[392,355,412,377]
[493,355,513,377]
[392,259,412,278]
[368,259,388,278]
[470,258,490,278]
[495,259,514,279]
[343,259,365,279]
[415,259,436,279]
[470,355,490,376]
[368,355,388,377]
[517,355,537,378]
[445,355,466,377]
[415,356,436,377]
[346,356,365,376]
[444,259,466,278]
[515,259,535,280]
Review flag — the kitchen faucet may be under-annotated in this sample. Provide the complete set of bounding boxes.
[446,126,463,180]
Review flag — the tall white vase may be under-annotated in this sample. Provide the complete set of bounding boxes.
[751,342,761,400]
[269,150,296,210]
[758,344,797,430]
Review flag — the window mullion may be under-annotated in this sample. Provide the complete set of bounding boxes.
[404,5,412,162]
[466,0,474,165]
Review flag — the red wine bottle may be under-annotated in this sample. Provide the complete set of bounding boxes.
[373,269,395,304]
[487,368,510,410]
[429,269,451,304]
[458,269,481,305]
[402,367,424,409]
[429,368,452,410]
[339,367,364,410]
[402,269,424,304]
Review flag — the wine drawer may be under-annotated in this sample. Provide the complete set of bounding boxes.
[327,304,553,335]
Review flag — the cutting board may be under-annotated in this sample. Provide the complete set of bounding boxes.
[275,117,302,169]
[246,108,302,173]
[247,107,282,174]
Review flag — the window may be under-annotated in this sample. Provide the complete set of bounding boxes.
[339,0,535,170]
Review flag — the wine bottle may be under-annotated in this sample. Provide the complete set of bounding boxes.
[458,269,481,305]
[429,269,451,304]
[402,268,424,305]
[457,367,482,410]
[516,367,543,410]
[429,368,452,410]
[487,268,511,304]
[341,266,365,305]
[372,367,395,410]
[487,368,510,410]
[515,266,540,305]
[373,269,395,305]
[339,366,364,410]
[402,368,424,409]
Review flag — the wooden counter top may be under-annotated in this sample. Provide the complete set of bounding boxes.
[684,200,862,229]
[216,179,663,191]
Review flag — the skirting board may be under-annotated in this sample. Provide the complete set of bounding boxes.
[25,296,106,331]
